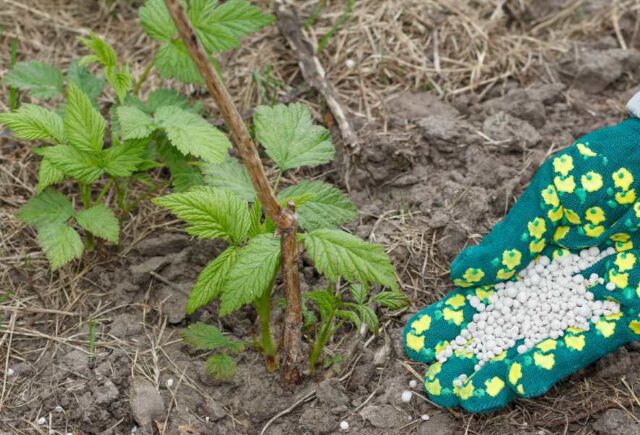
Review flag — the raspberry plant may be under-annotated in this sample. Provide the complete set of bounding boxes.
[0,33,235,269]
[150,0,407,380]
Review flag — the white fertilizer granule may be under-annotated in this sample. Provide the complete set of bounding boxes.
[436,247,620,374]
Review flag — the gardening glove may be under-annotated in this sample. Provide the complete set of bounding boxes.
[403,99,640,413]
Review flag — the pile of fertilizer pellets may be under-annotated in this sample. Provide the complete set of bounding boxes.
[435,246,621,378]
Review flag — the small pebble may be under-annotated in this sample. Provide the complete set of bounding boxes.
[37,417,46,426]
[421,414,430,421]
[401,390,413,403]
[166,378,174,388]
[340,421,350,431]
[409,380,418,389]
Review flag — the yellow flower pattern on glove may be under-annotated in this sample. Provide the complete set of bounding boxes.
[581,171,603,192]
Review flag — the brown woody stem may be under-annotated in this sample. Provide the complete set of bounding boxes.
[164,0,304,383]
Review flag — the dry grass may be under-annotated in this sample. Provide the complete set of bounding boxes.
[2,0,640,433]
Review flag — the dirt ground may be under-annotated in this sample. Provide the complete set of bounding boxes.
[3,0,640,434]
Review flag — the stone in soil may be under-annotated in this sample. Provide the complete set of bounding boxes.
[593,409,640,435]
[359,404,407,429]
[130,379,165,427]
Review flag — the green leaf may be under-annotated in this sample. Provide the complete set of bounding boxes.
[67,62,105,105]
[278,180,357,230]
[75,204,119,242]
[153,186,250,244]
[154,41,204,84]
[18,189,74,227]
[155,105,231,163]
[247,200,264,238]
[37,158,65,192]
[36,145,103,184]
[145,89,191,113]
[64,83,106,153]
[156,141,204,192]
[80,32,117,68]
[36,222,84,270]
[182,322,233,350]
[107,67,132,104]
[4,61,63,99]
[349,284,368,305]
[202,156,256,202]
[303,229,398,290]
[206,353,236,381]
[187,247,238,314]
[336,309,361,328]
[354,304,378,333]
[219,234,281,316]
[139,0,176,42]
[195,0,274,52]
[373,291,409,310]
[306,289,338,320]
[117,106,156,139]
[102,139,148,177]
[0,104,65,143]
[254,103,334,170]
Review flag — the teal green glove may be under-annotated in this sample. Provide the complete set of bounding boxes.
[404,117,640,412]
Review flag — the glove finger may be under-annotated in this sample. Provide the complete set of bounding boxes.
[582,249,640,309]
[404,287,488,363]
[456,344,520,413]
[422,353,477,409]
[506,313,633,400]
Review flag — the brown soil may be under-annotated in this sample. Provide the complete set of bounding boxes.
[3,1,640,434]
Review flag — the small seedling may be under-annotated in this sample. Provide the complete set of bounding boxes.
[181,322,244,381]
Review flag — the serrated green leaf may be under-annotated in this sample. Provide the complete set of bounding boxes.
[195,0,274,52]
[75,204,119,242]
[182,322,232,350]
[80,32,117,68]
[117,106,156,139]
[354,304,378,333]
[278,180,357,230]
[247,200,264,238]
[0,104,65,143]
[336,309,361,328]
[141,0,270,84]
[254,103,334,171]
[219,234,281,316]
[156,141,204,192]
[37,145,103,183]
[187,247,238,314]
[155,105,231,163]
[154,41,204,84]
[306,289,338,320]
[372,291,409,310]
[145,88,191,113]
[202,156,256,202]
[206,353,236,381]
[107,67,132,104]
[102,139,148,177]
[67,62,105,105]
[349,284,368,305]
[18,189,74,227]
[37,158,66,192]
[139,0,176,42]
[4,61,63,99]
[153,186,250,244]
[303,229,398,290]
[37,222,84,270]
[64,83,106,153]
